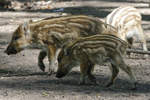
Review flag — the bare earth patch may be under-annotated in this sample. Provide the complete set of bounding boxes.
[0,0,150,100]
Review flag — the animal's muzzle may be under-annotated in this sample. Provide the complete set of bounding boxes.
[4,46,18,55]
[56,72,66,78]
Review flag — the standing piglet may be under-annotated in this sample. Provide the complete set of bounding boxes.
[5,15,117,74]
[106,6,147,53]
[56,34,136,89]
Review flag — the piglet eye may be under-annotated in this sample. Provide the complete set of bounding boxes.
[58,56,61,62]
[14,36,20,40]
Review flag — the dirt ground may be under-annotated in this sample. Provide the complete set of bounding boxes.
[0,0,150,100]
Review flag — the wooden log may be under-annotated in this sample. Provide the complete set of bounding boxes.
[126,49,150,55]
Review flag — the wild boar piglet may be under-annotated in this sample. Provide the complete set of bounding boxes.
[56,34,137,89]
[5,15,118,74]
[106,6,147,54]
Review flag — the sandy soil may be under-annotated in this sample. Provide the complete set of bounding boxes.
[0,0,150,100]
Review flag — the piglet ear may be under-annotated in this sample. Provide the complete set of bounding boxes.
[22,21,30,36]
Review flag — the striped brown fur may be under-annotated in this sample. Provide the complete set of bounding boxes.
[56,34,136,89]
[5,15,118,74]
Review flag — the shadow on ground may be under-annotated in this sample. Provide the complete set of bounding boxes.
[0,70,150,94]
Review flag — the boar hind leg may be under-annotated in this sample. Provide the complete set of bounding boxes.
[47,45,57,75]
[106,63,119,87]
[38,50,47,72]
[112,53,137,89]
[120,63,137,89]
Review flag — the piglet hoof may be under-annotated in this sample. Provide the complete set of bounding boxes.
[48,70,55,76]
[105,82,113,87]
[130,82,137,90]
[130,87,137,90]
[38,62,45,72]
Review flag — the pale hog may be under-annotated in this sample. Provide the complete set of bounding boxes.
[106,6,148,53]
[5,15,118,74]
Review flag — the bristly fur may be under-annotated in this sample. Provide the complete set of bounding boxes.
[56,34,136,89]
[106,6,147,52]
[5,15,118,74]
